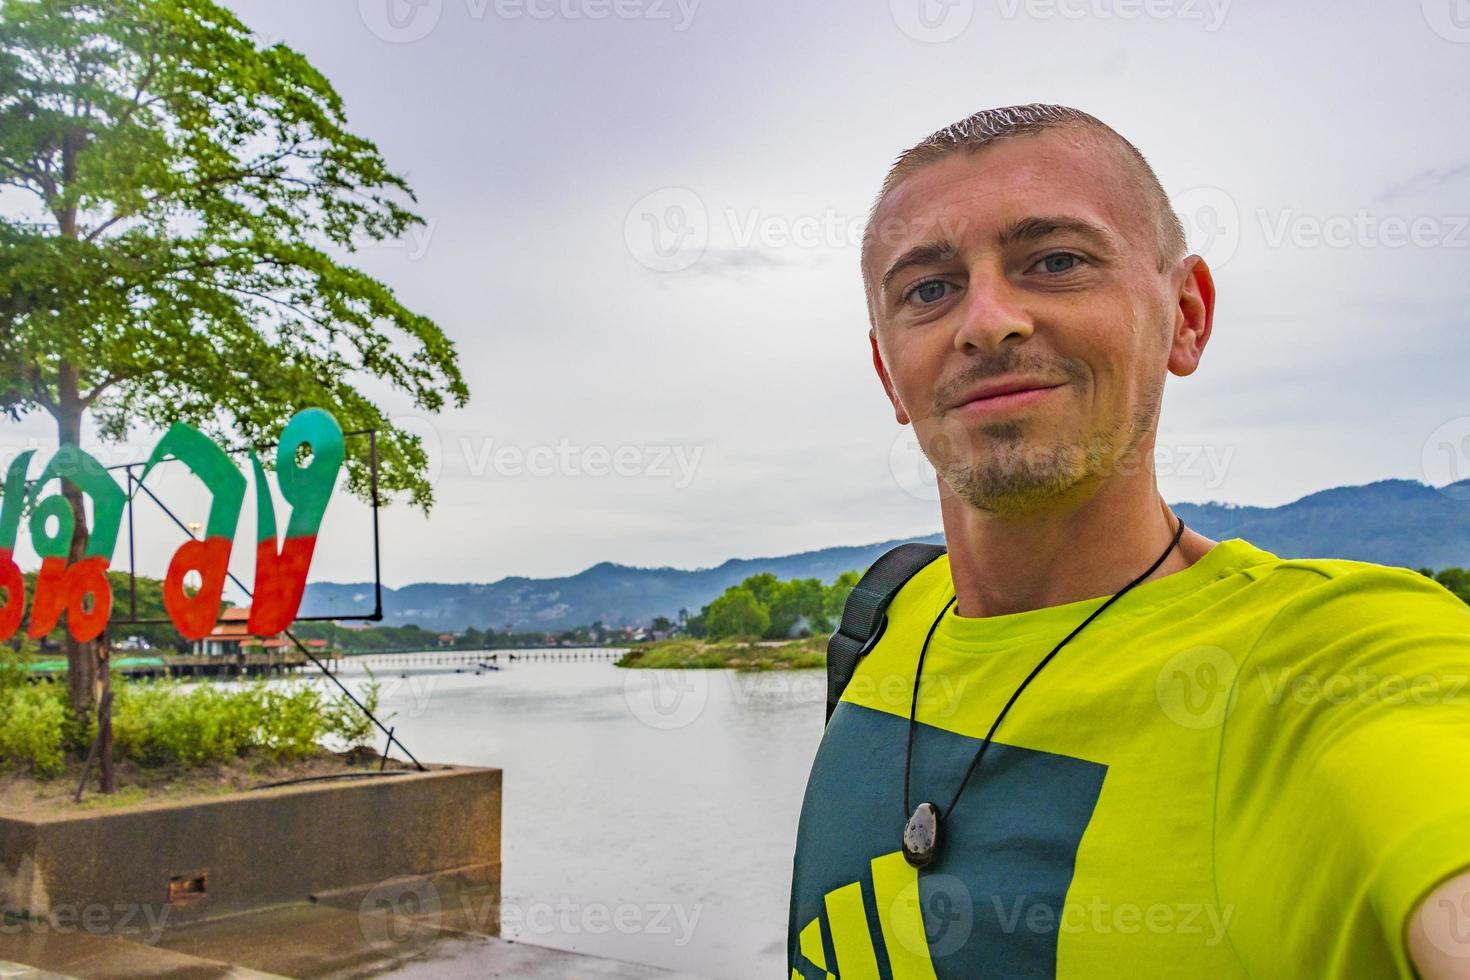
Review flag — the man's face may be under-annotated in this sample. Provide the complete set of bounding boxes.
[865,127,1200,516]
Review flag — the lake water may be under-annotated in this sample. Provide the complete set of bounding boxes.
[327,651,826,978]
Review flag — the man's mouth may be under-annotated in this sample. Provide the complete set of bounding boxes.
[949,378,1066,416]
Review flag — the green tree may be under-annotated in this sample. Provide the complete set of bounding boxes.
[823,570,861,625]
[684,611,707,639]
[767,577,829,638]
[1430,567,1470,605]
[737,572,782,610]
[705,587,770,640]
[0,0,468,721]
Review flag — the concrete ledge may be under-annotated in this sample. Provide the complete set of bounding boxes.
[0,766,500,934]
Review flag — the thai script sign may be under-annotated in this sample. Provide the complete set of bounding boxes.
[0,408,343,643]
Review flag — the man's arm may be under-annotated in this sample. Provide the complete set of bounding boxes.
[1411,869,1470,979]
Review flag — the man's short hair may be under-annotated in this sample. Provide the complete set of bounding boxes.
[861,104,1188,324]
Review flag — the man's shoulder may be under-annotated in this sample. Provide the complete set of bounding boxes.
[1244,549,1465,607]
[1234,549,1470,659]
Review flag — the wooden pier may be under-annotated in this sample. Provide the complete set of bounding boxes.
[344,648,628,670]
[24,651,330,680]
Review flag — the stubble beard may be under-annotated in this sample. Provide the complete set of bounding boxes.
[923,379,1163,517]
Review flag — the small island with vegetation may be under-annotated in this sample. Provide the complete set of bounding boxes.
[613,570,857,670]
[617,634,826,672]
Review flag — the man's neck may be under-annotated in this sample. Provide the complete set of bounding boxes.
[938,473,1217,619]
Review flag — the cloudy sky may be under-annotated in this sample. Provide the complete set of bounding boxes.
[7,0,1470,590]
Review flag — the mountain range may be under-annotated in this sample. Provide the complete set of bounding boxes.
[298,477,1470,632]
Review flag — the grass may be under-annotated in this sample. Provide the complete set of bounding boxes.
[0,744,413,816]
[616,634,826,671]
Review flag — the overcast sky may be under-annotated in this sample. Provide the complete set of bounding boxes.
[7,0,1470,589]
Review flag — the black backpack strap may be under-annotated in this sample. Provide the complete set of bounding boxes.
[826,542,947,725]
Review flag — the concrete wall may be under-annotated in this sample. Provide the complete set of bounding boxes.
[0,766,500,933]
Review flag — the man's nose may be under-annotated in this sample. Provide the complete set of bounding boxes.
[952,266,1034,352]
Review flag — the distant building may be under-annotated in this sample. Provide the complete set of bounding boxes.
[192,607,328,657]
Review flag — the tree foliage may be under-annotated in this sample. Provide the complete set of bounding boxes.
[704,586,770,641]
[700,571,859,641]
[0,0,468,718]
[0,0,467,508]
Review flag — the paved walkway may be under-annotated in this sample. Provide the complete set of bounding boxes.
[0,879,705,979]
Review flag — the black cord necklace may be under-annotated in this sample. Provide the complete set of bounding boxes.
[900,516,1187,869]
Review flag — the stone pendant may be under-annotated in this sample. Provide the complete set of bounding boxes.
[902,802,940,869]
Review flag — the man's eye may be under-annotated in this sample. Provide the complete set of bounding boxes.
[907,280,952,305]
[1037,252,1082,274]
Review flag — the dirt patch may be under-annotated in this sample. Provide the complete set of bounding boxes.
[0,747,418,817]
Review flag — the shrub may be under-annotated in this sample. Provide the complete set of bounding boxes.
[0,657,386,775]
[111,676,386,767]
[0,681,68,776]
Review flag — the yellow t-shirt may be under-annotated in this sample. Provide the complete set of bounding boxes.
[788,537,1470,978]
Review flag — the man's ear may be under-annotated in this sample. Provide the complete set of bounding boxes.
[1168,254,1215,377]
[870,328,910,425]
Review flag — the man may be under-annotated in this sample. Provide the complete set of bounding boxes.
[787,104,1470,979]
